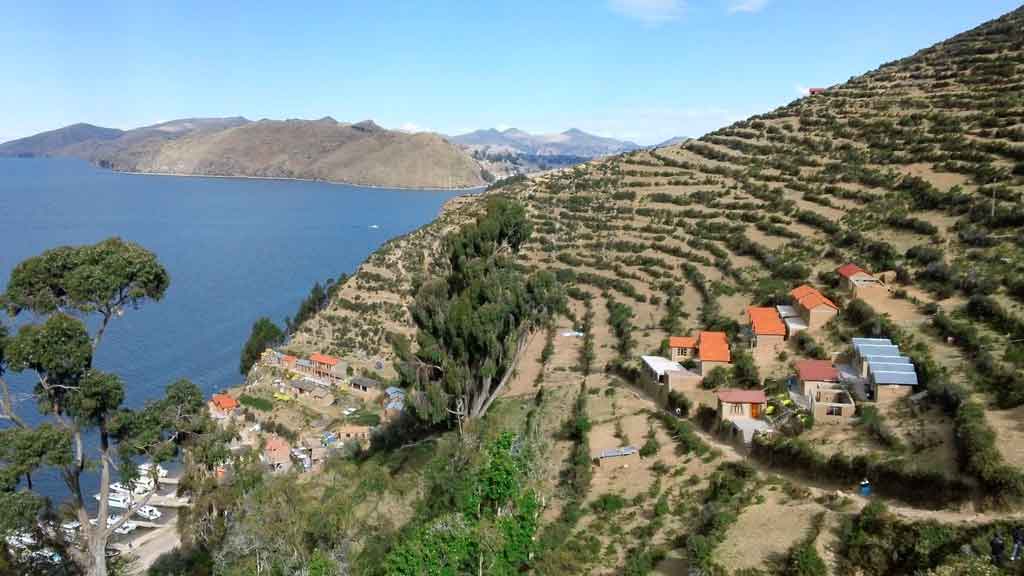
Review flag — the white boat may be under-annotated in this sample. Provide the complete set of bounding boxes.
[136,505,162,521]
[89,515,137,534]
[93,491,131,509]
[137,462,169,478]
[110,478,154,495]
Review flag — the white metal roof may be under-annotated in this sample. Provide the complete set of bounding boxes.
[776,305,800,319]
[872,370,919,386]
[641,355,685,377]
[852,337,893,347]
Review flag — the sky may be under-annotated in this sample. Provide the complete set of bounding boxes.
[0,0,1020,145]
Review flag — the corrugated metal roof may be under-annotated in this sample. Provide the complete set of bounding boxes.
[854,344,902,356]
[870,361,916,373]
[872,370,919,386]
[852,337,893,347]
[599,446,638,459]
[863,355,912,365]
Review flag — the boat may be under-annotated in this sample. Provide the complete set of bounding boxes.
[136,505,162,521]
[137,462,169,478]
[110,478,155,495]
[93,491,131,509]
[89,515,137,535]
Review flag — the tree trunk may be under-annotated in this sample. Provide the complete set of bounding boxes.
[88,537,109,576]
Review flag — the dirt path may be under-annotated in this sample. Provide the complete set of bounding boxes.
[116,524,180,574]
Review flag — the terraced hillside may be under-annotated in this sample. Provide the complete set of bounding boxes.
[284,8,1024,574]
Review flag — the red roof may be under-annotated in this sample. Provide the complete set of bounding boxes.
[837,263,869,279]
[808,88,825,94]
[790,285,838,311]
[748,307,786,336]
[211,394,238,411]
[264,436,291,464]
[794,359,839,383]
[699,331,731,363]
[668,336,698,349]
[282,355,297,364]
[310,353,339,366]
[716,389,767,404]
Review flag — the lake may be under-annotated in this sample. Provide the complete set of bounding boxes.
[0,157,464,500]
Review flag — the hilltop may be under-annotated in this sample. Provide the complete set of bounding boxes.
[451,126,641,157]
[1,116,486,189]
[451,126,642,177]
[266,6,1024,574]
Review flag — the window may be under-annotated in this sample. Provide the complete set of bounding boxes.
[730,404,743,414]
[826,406,842,417]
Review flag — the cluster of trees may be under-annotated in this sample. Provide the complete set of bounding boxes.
[401,197,564,426]
[0,238,212,576]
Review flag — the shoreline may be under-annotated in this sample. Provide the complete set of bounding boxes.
[113,168,488,192]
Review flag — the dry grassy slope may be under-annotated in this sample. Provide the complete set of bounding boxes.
[125,118,486,189]
[289,8,1024,572]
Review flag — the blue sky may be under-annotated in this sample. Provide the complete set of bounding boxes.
[1,0,1019,145]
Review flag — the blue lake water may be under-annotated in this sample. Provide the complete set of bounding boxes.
[0,157,464,501]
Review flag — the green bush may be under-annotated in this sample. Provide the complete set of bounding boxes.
[239,394,273,412]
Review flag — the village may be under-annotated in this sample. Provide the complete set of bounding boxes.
[203,348,406,476]
[593,262,924,485]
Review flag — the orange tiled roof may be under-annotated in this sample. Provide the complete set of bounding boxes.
[837,263,868,279]
[211,393,238,411]
[668,336,698,349]
[310,353,339,366]
[698,331,731,363]
[282,355,297,364]
[748,307,786,336]
[790,285,838,311]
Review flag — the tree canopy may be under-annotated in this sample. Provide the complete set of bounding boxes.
[240,317,285,375]
[0,238,207,576]
[402,197,563,426]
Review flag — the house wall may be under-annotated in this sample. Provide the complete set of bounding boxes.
[718,400,765,422]
[753,334,785,353]
[799,378,834,398]
[700,360,730,377]
[670,347,695,362]
[666,370,702,393]
[812,402,855,421]
[875,384,913,403]
[853,282,889,301]
[806,306,837,331]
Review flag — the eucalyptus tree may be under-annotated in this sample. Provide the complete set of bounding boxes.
[406,198,564,426]
[0,238,209,576]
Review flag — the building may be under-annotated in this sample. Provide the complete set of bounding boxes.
[808,87,825,95]
[208,393,239,419]
[776,304,807,337]
[748,307,786,354]
[310,353,340,380]
[793,359,841,397]
[281,354,298,370]
[329,362,349,385]
[262,436,292,473]
[698,331,731,377]
[837,264,888,300]
[667,336,698,362]
[350,376,381,395]
[641,355,701,392]
[260,348,282,366]
[811,383,856,421]
[851,338,918,402]
[790,285,839,331]
[335,424,373,447]
[716,388,767,422]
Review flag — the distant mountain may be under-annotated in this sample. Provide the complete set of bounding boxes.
[655,136,690,148]
[1,117,485,189]
[451,127,641,158]
[0,123,124,157]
